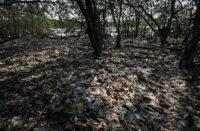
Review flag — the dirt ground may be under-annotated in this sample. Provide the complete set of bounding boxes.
[0,37,200,130]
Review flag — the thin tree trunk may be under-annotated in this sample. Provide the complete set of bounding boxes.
[109,0,122,49]
[134,11,140,38]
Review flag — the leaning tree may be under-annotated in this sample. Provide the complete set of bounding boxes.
[124,0,184,45]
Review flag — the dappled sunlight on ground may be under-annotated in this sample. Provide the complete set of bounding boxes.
[0,37,199,130]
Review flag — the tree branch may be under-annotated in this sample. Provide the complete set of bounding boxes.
[123,0,161,30]
[123,1,159,36]
[0,0,58,6]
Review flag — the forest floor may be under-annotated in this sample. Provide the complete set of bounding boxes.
[0,37,200,131]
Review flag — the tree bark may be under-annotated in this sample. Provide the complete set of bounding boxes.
[75,0,104,57]
[159,27,170,46]
[134,10,140,38]
[180,2,200,69]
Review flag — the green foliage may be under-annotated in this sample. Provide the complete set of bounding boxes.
[0,3,52,38]
[0,0,196,41]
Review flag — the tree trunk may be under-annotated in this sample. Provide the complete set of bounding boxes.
[180,2,200,69]
[86,27,102,57]
[180,39,199,69]
[160,34,168,46]
[109,0,122,49]
[75,0,103,57]
[116,30,121,49]
[134,11,140,38]
[159,27,170,46]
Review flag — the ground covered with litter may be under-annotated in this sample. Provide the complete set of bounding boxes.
[0,37,200,130]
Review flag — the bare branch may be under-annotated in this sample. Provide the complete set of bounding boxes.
[0,0,58,6]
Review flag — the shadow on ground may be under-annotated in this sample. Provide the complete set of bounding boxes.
[0,38,199,130]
